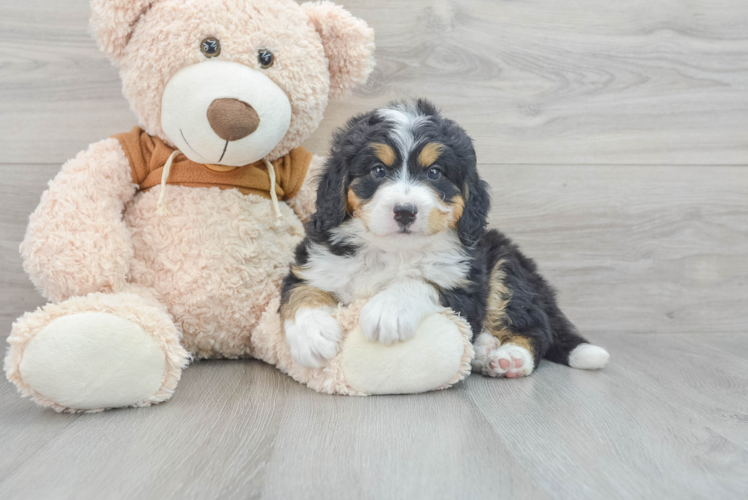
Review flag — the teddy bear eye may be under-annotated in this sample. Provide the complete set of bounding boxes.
[201,37,221,58]
[258,49,274,69]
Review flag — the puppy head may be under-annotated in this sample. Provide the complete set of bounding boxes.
[310,99,490,246]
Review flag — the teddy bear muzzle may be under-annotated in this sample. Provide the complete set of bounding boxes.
[161,61,292,167]
[207,98,260,142]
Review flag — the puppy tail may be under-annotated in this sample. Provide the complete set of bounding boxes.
[544,313,610,370]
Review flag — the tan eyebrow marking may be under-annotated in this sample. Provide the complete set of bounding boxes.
[372,143,396,167]
[418,142,444,167]
[346,187,362,213]
[280,284,337,324]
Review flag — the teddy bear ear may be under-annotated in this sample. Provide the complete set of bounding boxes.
[301,1,376,101]
[90,0,156,63]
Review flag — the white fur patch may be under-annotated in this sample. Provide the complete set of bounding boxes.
[377,105,429,166]
[285,307,342,368]
[471,331,499,372]
[297,220,469,346]
[359,281,441,344]
[301,221,469,304]
[568,343,610,370]
[364,180,449,238]
[18,312,166,410]
[162,60,292,166]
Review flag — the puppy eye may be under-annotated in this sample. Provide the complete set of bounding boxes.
[201,37,221,58]
[371,166,386,179]
[258,49,274,68]
[427,167,441,180]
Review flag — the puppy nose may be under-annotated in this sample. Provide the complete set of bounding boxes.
[393,204,418,226]
[207,98,260,141]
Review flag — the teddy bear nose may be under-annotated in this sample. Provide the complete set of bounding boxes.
[206,98,261,141]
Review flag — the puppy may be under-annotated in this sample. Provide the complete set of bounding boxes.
[280,99,609,377]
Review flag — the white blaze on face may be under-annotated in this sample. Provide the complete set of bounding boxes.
[161,60,292,166]
[362,105,450,237]
[377,106,428,159]
[365,180,448,237]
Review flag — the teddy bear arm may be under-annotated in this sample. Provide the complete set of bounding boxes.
[21,138,138,303]
[286,153,325,223]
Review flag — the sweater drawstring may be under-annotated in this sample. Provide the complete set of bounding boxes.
[263,158,284,223]
[155,151,283,223]
[155,149,181,216]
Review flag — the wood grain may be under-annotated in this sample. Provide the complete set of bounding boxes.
[3,163,747,338]
[1,334,746,500]
[2,0,748,498]
[485,164,748,335]
[1,0,747,165]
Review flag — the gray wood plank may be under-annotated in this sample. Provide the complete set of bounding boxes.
[1,0,747,165]
[2,0,748,499]
[0,360,290,499]
[1,333,746,499]
[466,333,748,500]
[258,383,548,500]
[4,163,747,338]
[485,164,748,335]
[0,165,53,339]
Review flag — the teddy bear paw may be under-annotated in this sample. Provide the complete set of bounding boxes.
[15,312,172,411]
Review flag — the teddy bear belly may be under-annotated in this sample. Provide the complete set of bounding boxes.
[124,186,305,359]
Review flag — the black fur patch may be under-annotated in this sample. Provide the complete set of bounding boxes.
[283,99,592,370]
[476,229,589,366]
[307,99,491,247]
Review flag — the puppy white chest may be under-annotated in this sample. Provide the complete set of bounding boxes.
[302,231,469,304]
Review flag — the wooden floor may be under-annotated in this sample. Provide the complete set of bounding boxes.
[1,0,747,498]
[0,333,747,500]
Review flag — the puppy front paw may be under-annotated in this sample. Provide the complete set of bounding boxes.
[284,308,342,368]
[360,294,432,345]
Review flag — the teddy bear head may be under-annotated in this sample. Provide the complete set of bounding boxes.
[91,0,375,165]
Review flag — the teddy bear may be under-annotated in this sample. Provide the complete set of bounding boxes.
[4,0,474,412]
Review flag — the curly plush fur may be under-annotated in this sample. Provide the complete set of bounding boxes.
[6,1,475,411]
[5,0,376,412]
[92,0,375,160]
[6,285,189,412]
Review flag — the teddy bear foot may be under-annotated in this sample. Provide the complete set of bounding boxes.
[340,311,474,395]
[255,301,474,396]
[5,291,190,412]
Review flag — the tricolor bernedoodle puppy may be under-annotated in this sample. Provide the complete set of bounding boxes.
[281,99,609,378]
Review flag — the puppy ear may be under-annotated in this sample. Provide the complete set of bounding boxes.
[457,171,491,247]
[308,153,350,236]
[301,1,376,101]
[90,0,156,63]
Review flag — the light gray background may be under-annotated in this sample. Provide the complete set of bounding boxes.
[1,1,747,499]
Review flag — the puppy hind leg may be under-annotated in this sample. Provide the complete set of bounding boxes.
[482,332,537,379]
[471,331,499,373]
